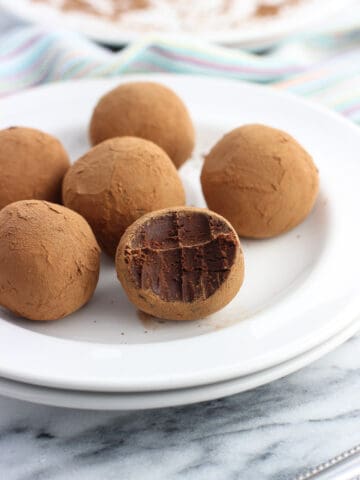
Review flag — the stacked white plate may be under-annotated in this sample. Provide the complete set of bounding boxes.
[0,75,360,410]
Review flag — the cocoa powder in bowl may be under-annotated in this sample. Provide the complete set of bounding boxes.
[116,207,245,321]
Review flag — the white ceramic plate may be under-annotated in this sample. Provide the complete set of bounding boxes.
[0,75,360,392]
[0,318,358,410]
[0,0,352,49]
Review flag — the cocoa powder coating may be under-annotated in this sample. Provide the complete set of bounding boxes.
[63,137,186,256]
[89,82,195,168]
[116,207,244,320]
[201,124,319,238]
[0,127,70,209]
[0,200,101,321]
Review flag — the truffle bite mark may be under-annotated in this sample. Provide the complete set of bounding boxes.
[116,207,244,321]
[125,210,237,303]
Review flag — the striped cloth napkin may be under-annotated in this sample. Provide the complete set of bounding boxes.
[0,22,360,123]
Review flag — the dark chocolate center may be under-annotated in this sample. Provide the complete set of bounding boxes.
[124,211,237,303]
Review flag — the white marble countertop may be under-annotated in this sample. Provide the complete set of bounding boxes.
[1,334,360,480]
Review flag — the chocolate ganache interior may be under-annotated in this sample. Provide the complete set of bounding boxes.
[124,210,237,303]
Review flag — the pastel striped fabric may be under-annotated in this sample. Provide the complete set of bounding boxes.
[1,26,360,123]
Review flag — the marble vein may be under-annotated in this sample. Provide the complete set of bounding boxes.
[0,335,360,480]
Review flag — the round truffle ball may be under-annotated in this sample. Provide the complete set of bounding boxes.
[116,207,244,321]
[201,124,319,238]
[63,137,186,256]
[0,200,101,321]
[89,81,195,168]
[0,127,70,210]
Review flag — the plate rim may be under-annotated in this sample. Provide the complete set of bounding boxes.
[0,317,358,410]
[0,74,360,392]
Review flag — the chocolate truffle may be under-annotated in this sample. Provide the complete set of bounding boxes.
[63,137,186,256]
[0,127,70,209]
[116,207,244,321]
[0,200,100,321]
[201,124,319,238]
[89,81,195,168]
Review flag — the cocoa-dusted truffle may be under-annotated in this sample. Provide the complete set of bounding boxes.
[63,137,186,256]
[116,207,244,321]
[201,124,319,238]
[89,81,195,168]
[0,200,100,321]
[0,127,70,209]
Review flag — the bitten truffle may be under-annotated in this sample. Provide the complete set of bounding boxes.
[89,81,195,168]
[0,127,70,209]
[116,207,244,321]
[201,124,319,238]
[0,200,101,321]
[63,137,186,256]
